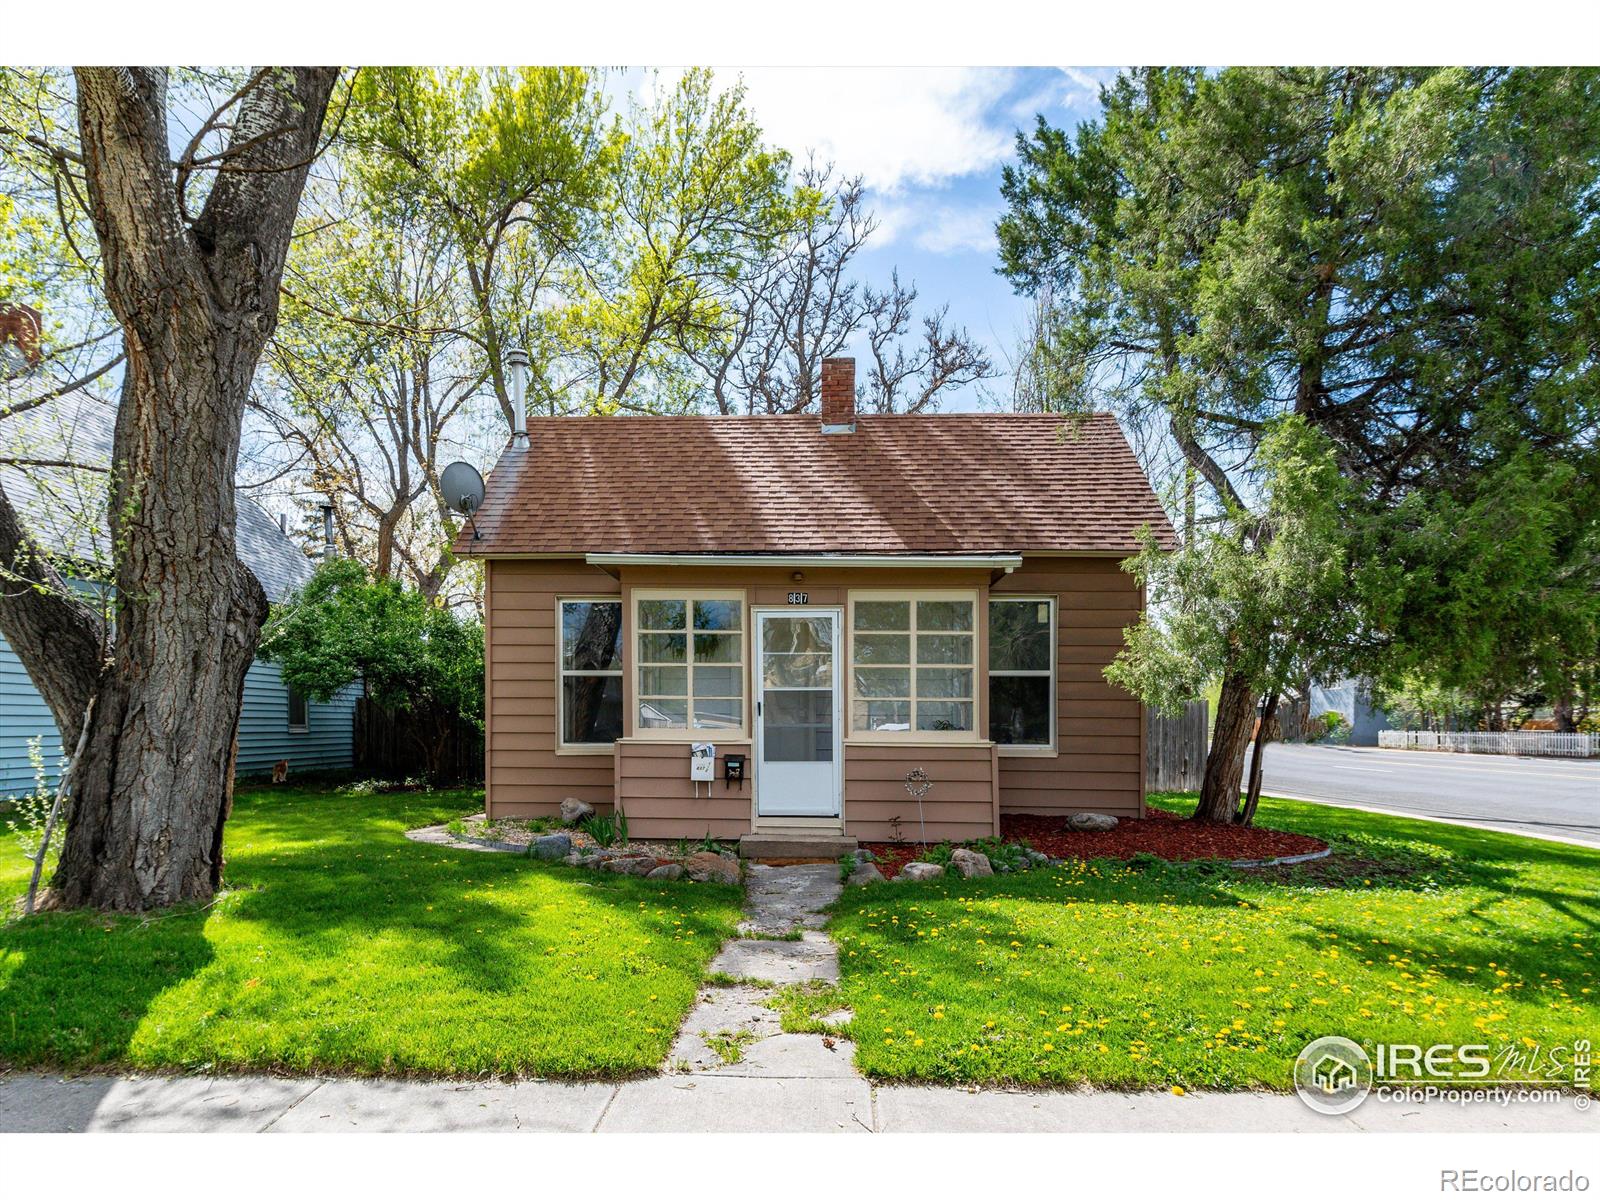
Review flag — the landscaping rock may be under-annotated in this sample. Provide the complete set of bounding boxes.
[898,862,944,882]
[853,848,876,864]
[559,797,595,825]
[646,863,685,881]
[602,856,658,876]
[1024,848,1051,866]
[529,834,573,860]
[1067,812,1119,832]
[685,851,741,885]
[949,848,993,878]
[847,862,886,886]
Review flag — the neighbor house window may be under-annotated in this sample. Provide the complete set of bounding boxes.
[850,593,976,735]
[286,686,309,732]
[989,597,1055,749]
[559,599,624,748]
[635,592,744,734]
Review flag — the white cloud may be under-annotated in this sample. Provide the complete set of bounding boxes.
[912,204,1000,256]
[716,67,1019,193]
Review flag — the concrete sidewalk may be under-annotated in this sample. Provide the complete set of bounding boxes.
[1,1071,1593,1132]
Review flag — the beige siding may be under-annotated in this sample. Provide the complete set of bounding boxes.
[614,739,754,839]
[993,556,1145,819]
[843,742,999,842]
[480,555,1144,832]
[484,558,620,819]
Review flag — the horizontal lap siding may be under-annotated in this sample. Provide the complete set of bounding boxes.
[615,740,753,839]
[2,630,351,795]
[0,628,65,798]
[485,559,620,819]
[993,557,1145,819]
[236,659,356,776]
[844,743,998,842]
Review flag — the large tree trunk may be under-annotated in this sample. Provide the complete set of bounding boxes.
[1239,691,1278,828]
[1193,671,1256,823]
[1552,687,1577,734]
[0,67,337,911]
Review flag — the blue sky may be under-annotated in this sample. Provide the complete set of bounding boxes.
[625,67,1117,411]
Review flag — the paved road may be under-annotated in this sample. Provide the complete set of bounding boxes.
[1261,743,1600,847]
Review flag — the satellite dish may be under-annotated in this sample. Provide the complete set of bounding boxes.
[440,461,486,540]
[441,461,486,516]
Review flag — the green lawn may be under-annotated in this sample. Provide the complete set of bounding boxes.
[0,784,742,1077]
[829,793,1598,1089]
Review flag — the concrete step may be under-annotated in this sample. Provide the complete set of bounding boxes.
[739,834,857,862]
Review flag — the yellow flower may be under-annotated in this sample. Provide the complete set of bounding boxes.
[1171,1085,1186,1097]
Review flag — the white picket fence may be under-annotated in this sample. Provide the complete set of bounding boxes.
[1378,730,1600,758]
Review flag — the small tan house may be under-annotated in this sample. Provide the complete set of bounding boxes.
[457,358,1176,854]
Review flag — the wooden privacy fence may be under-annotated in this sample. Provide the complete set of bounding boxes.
[1378,730,1599,758]
[354,698,485,784]
[1146,700,1209,792]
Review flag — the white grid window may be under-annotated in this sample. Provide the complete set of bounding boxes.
[850,593,976,735]
[635,592,745,734]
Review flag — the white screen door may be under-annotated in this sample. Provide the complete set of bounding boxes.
[755,610,841,817]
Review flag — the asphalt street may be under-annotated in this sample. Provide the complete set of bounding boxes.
[1260,742,1600,847]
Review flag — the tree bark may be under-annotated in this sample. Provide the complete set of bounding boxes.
[1193,671,1256,822]
[1552,687,1577,734]
[1239,691,1278,828]
[0,67,337,911]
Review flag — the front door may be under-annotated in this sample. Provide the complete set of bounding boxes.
[755,609,842,817]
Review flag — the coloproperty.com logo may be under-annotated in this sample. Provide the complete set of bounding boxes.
[1293,1036,1593,1115]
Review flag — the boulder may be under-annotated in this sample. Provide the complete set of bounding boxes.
[847,862,886,886]
[949,848,993,879]
[646,863,685,881]
[602,856,658,876]
[559,797,596,825]
[685,851,741,885]
[1067,812,1119,832]
[854,848,877,864]
[529,834,573,861]
[1024,848,1052,866]
[898,862,945,882]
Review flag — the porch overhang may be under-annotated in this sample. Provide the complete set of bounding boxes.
[584,552,1023,572]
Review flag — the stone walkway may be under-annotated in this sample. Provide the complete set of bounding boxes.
[4,865,1594,1133]
[665,863,858,1082]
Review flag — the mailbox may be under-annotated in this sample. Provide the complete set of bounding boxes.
[723,753,747,787]
[689,743,715,782]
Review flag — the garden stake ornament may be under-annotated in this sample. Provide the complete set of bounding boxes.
[904,767,932,847]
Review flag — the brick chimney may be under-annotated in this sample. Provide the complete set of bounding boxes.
[820,356,855,433]
[0,304,42,371]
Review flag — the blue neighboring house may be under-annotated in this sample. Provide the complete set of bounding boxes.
[0,386,356,798]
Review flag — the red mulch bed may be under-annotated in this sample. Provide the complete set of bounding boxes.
[862,809,1327,878]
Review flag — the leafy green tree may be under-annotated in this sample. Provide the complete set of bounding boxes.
[342,66,609,426]
[1109,417,1364,823]
[261,558,484,782]
[999,67,1600,820]
[562,69,792,412]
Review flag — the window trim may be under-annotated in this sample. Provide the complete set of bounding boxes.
[286,684,309,734]
[631,588,748,741]
[988,595,1058,757]
[557,596,625,754]
[847,589,981,743]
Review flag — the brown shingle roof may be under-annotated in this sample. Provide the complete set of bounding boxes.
[455,412,1176,557]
